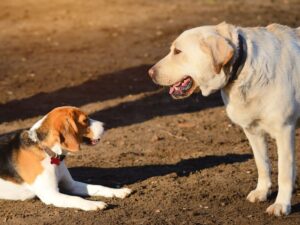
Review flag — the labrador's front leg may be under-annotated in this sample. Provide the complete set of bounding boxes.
[244,129,272,203]
[266,125,295,216]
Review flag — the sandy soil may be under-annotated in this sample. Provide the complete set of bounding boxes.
[0,0,300,224]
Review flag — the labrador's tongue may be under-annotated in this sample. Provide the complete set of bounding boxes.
[169,78,191,95]
[169,84,183,95]
[182,77,191,86]
[169,86,175,94]
[169,81,180,94]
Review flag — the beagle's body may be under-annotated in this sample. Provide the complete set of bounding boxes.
[0,106,131,210]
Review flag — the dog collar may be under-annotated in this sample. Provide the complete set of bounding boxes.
[227,33,247,83]
[40,145,65,165]
[50,155,66,165]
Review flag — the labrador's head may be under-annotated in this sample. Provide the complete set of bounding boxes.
[148,23,236,98]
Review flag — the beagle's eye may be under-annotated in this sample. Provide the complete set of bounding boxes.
[174,48,182,55]
[83,118,89,125]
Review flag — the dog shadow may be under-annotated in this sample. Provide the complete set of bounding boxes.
[0,64,223,130]
[69,153,252,187]
[0,64,157,123]
[292,203,300,214]
[90,90,222,129]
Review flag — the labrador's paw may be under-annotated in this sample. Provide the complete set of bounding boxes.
[246,188,270,203]
[266,203,291,216]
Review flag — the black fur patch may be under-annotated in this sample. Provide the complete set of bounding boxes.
[0,130,35,183]
[20,131,36,147]
[36,129,48,142]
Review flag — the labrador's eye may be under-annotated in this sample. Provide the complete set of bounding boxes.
[174,48,182,55]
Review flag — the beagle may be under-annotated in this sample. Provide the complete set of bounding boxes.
[0,106,131,210]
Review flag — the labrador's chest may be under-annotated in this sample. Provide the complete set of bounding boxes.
[221,88,298,138]
[221,90,262,130]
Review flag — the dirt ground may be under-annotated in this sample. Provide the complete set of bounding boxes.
[0,0,300,224]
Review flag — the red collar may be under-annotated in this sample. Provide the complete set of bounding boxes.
[39,145,66,165]
[50,155,66,165]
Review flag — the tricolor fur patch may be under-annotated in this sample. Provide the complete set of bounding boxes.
[0,106,131,210]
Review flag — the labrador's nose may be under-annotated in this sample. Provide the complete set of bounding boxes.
[148,67,156,79]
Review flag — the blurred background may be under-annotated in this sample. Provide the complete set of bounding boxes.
[0,0,300,224]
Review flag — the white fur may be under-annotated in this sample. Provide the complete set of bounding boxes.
[89,119,104,140]
[26,156,107,211]
[30,115,47,131]
[28,115,47,142]
[0,116,131,210]
[26,156,131,210]
[0,179,35,201]
[151,22,300,216]
[0,150,131,210]
[51,143,63,155]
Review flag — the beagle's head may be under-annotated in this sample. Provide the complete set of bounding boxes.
[30,106,104,153]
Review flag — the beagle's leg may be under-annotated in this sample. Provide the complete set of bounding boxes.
[60,162,132,198]
[35,189,107,211]
[266,125,295,216]
[244,129,272,203]
[0,178,35,201]
[29,163,107,211]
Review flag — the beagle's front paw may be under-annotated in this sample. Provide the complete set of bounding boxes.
[81,200,107,211]
[113,188,132,199]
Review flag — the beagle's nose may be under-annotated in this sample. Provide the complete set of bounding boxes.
[148,67,156,79]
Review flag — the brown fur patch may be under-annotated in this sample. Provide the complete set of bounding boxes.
[0,131,29,184]
[16,147,45,184]
[8,107,92,184]
[36,107,92,152]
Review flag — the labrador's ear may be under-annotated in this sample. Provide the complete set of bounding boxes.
[201,35,234,74]
[59,117,80,152]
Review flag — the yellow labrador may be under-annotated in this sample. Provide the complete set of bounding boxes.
[149,22,300,216]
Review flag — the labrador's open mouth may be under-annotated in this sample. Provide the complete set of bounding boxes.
[169,76,197,99]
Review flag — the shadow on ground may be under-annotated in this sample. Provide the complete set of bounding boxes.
[0,64,224,131]
[0,65,156,123]
[69,153,252,187]
[91,90,222,129]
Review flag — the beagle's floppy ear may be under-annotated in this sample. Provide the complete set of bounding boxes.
[201,35,234,74]
[59,117,80,152]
